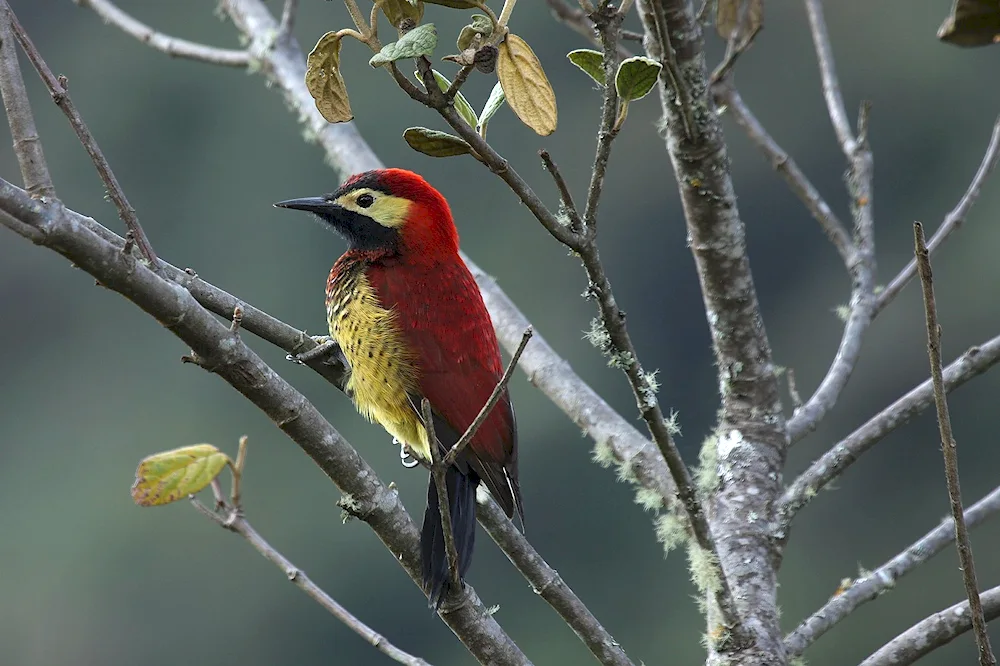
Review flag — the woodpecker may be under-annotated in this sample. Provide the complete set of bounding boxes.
[275,169,522,608]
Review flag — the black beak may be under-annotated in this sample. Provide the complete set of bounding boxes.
[273,196,335,214]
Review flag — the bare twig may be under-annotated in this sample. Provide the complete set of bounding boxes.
[785,485,1000,656]
[6,5,159,266]
[786,101,876,444]
[803,0,856,156]
[191,499,432,666]
[0,2,54,198]
[539,150,583,232]
[876,117,1000,315]
[75,0,250,67]
[859,584,1000,666]
[277,0,298,43]
[423,398,463,595]
[544,0,632,58]
[230,435,249,508]
[708,23,762,85]
[713,83,853,266]
[914,221,995,666]
[582,6,623,232]
[442,328,532,467]
[778,333,1000,525]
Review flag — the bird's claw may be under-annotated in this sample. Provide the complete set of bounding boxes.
[397,439,420,468]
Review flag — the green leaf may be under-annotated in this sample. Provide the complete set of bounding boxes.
[428,69,478,127]
[614,56,662,102]
[403,127,472,157]
[131,444,231,507]
[305,31,353,123]
[423,0,480,7]
[477,81,506,136]
[370,23,438,67]
[567,49,605,85]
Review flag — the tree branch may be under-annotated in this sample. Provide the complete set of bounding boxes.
[914,221,995,666]
[859,584,1000,666]
[191,498,432,666]
[875,117,1000,315]
[784,485,1000,656]
[544,0,631,58]
[0,1,54,198]
[779,333,1000,525]
[712,82,852,266]
[6,4,159,266]
[424,398,463,600]
[76,0,251,67]
[803,0,856,156]
[636,0,786,659]
[0,180,530,666]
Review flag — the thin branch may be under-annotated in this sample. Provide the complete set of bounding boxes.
[0,2,54,198]
[803,0,856,156]
[277,0,298,43]
[544,0,631,58]
[713,83,853,266]
[778,333,1000,525]
[785,485,1000,656]
[876,116,1000,315]
[786,100,876,444]
[708,23,761,85]
[6,5,159,266]
[423,398,463,597]
[191,499,432,666]
[914,221,995,666]
[582,6,623,232]
[539,150,583,232]
[859,584,1000,666]
[442,328,532,467]
[75,0,250,67]
[0,180,530,666]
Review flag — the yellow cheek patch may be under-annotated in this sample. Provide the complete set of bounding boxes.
[335,189,412,229]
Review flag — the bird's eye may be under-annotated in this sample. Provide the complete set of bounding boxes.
[356,193,375,208]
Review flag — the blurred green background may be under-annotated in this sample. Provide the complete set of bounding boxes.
[2,1,999,665]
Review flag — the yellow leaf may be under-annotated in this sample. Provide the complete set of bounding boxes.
[131,444,231,507]
[497,34,557,136]
[306,31,353,124]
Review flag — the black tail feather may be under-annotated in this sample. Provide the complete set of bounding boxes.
[421,466,478,609]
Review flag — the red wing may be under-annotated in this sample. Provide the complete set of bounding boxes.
[367,260,515,465]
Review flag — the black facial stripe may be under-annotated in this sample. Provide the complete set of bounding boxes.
[323,206,399,253]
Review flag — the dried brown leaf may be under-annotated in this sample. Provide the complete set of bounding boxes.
[306,31,353,124]
[497,34,557,136]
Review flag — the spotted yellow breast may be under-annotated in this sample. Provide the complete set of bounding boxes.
[326,263,431,460]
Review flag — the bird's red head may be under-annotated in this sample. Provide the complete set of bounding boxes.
[274,168,459,261]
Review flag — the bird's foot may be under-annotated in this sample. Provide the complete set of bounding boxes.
[287,335,339,365]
